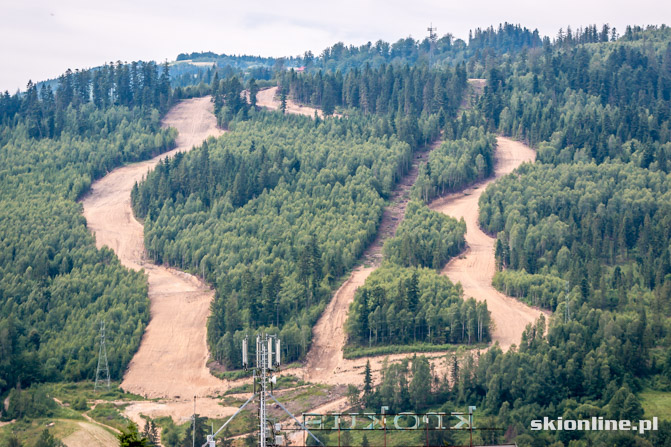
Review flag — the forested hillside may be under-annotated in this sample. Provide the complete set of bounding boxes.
[132,112,413,367]
[432,25,671,446]
[0,62,175,398]
[3,20,671,447]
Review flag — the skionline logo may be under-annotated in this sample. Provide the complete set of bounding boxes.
[531,417,658,434]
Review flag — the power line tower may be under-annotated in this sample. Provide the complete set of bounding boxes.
[94,320,110,391]
[427,23,438,67]
[204,334,322,447]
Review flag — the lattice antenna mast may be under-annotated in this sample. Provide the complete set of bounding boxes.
[94,320,111,391]
[427,23,438,67]
[205,333,322,447]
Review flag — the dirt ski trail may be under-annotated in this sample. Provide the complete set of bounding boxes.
[256,86,323,117]
[430,136,546,351]
[300,138,444,384]
[81,96,225,402]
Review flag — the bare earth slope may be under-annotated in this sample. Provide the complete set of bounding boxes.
[429,136,546,350]
[81,97,225,399]
[256,87,324,118]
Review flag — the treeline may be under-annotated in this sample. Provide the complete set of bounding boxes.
[0,66,175,398]
[0,61,172,139]
[346,264,490,347]
[131,111,415,367]
[303,23,545,74]
[384,201,465,270]
[482,30,671,168]
[412,121,496,202]
[492,270,566,311]
[279,63,467,118]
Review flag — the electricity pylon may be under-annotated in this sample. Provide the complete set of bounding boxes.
[94,320,111,391]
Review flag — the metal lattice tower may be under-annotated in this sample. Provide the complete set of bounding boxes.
[427,23,438,67]
[94,320,110,391]
[203,333,322,447]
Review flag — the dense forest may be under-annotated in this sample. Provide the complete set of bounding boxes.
[412,119,496,202]
[430,25,671,446]
[277,63,468,119]
[0,63,175,401]
[132,111,415,367]
[383,201,466,270]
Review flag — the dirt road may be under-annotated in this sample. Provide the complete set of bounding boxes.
[429,136,546,350]
[81,96,225,404]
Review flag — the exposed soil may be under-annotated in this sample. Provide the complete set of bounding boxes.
[81,97,227,416]
[123,399,239,426]
[255,86,325,118]
[429,136,548,350]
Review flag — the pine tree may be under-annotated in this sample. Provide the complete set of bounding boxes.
[363,360,373,399]
[118,424,149,447]
[249,78,259,108]
[280,91,287,114]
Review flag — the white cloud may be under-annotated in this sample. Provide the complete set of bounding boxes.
[0,0,669,92]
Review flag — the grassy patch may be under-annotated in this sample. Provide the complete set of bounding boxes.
[0,419,80,446]
[47,381,145,405]
[88,403,130,431]
[343,343,486,359]
[640,389,671,420]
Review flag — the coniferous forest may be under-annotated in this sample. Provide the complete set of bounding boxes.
[2,21,671,447]
[0,62,175,397]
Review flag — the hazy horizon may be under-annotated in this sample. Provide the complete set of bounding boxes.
[1,0,670,93]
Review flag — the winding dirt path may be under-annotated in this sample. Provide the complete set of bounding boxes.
[81,97,227,415]
[429,136,547,350]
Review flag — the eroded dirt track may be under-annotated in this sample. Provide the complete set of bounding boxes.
[430,136,546,350]
[81,97,226,402]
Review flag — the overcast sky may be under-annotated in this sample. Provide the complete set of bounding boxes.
[1,0,669,93]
